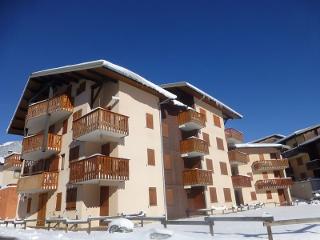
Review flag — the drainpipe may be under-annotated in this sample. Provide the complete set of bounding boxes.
[158,98,172,220]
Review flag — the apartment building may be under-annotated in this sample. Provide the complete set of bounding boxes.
[226,131,293,205]
[277,124,320,199]
[159,82,243,219]
[7,60,181,226]
[0,153,22,219]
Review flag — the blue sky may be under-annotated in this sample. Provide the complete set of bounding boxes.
[0,0,319,143]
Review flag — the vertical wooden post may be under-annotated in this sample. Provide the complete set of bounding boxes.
[209,220,214,236]
[88,220,91,234]
[47,222,50,230]
[140,219,143,227]
[266,224,273,240]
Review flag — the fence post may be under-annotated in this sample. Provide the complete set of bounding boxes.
[140,218,143,227]
[265,222,273,240]
[88,220,91,234]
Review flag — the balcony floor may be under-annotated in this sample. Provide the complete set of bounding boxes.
[75,129,127,143]
[71,178,126,187]
[179,122,204,131]
[22,149,59,161]
[26,110,71,135]
[181,151,207,158]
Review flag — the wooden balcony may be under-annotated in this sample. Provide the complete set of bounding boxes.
[252,159,289,172]
[177,110,206,131]
[231,175,252,188]
[225,128,244,144]
[180,138,209,158]
[26,94,73,134]
[183,169,213,187]
[3,153,22,171]
[228,150,249,165]
[255,178,293,190]
[17,172,58,193]
[69,155,129,185]
[22,133,62,161]
[73,107,129,143]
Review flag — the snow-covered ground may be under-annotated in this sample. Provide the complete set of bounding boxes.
[1,205,320,240]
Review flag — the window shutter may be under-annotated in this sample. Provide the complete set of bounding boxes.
[203,132,210,146]
[164,154,172,170]
[223,188,232,202]
[266,190,272,199]
[146,113,154,129]
[199,108,207,121]
[149,187,157,206]
[270,153,277,159]
[66,188,77,210]
[213,115,221,128]
[274,170,281,178]
[62,119,68,134]
[216,137,224,150]
[69,146,80,162]
[206,159,213,171]
[209,187,218,203]
[166,188,174,206]
[56,192,62,211]
[162,123,169,137]
[251,192,257,201]
[147,149,155,166]
[220,162,228,175]
[27,198,32,213]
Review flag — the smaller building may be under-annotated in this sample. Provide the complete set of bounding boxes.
[226,130,293,206]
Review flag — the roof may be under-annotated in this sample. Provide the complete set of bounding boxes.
[249,134,285,144]
[8,60,177,135]
[161,81,243,119]
[234,143,290,150]
[277,124,320,144]
[282,135,320,158]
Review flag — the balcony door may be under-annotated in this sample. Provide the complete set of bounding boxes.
[186,186,206,212]
[277,189,287,205]
[100,186,109,226]
[37,193,48,226]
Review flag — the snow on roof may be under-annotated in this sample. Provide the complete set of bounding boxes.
[277,123,320,143]
[31,60,177,99]
[171,99,194,110]
[161,81,243,119]
[234,143,289,149]
[249,134,285,143]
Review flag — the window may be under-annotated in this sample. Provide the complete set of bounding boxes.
[61,154,65,170]
[146,113,154,129]
[166,189,174,206]
[162,122,169,137]
[66,188,77,210]
[300,172,307,180]
[62,119,68,134]
[213,115,221,128]
[199,108,207,121]
[297,157,303,166]
[147,149,155,166]
[251,192,257,201]
[69,146,80,162]
[55,192,62,211]
[101,143,111,156]
[164,154,172,170]
[266,191,272,199]
[209,187,218,203]
[247,172,253,181]
[216,137,224,150]
[274,170,281,178]
[220,162,228,175]
[259,154,265,160]
[27,198,32,214]
[149,187,157,206]
[223,188,232,202]
[72,109,82,122]
[76,82,86,96]
[206,159,213,171]
[270,153,277,159]
[262,172,268,179]
[203,132,210,146]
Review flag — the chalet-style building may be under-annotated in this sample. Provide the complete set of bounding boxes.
[226,132,293,205]
[0,153,22,219]
[277,124,320,199]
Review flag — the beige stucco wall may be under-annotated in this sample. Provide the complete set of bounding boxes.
[193,98,236,208]
[288,153,313,180]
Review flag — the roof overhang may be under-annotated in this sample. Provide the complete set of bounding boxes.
[8,60,177,136]
[161,81,243,120]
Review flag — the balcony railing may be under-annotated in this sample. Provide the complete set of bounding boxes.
[17,172,58,193]
[255,178,293,190]
[231,175,252,188]
[25,94,73,134]
[72,107,129,142]
[177,110,206,131]
[225,128,244,143]
[22,157,59,176]
[3,153,22,170]
[252,159,289,172]
[22,133,62,161]
[26,94,73,121]
[228,150,249,165]
[183,169,213,186]
[180,138,209,158]
[69,155,129,184]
